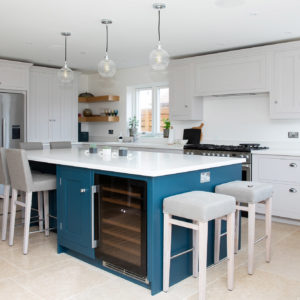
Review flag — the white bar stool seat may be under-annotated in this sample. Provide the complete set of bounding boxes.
[6,149,56,254]
[163,191,236,300]
[214,181,273,275]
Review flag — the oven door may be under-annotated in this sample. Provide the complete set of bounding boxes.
[242,164,251,181]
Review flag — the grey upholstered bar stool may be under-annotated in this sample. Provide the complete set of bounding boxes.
[6,149,56,254]
[50,141,72,149]
[19,142,44,232]
[214,181,273,275]
[0,148,10,241]
[163,191,236,300]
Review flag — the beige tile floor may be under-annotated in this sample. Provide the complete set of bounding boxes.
[0,212,299,300]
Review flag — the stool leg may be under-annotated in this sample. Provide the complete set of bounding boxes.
[214,218,221,264]
[248,203,256,275]
[227,212,235,291]
[23,192,33,255]
[198,222,208,300]
[8,188,18,246]
[1,185,10,241]
[234,203,240,254]
[265,197,272,263]
[193,220,199,277]
[43,191,49,236]
[21,192,25,224]
[37,192,44,232]
[163,213,172,292]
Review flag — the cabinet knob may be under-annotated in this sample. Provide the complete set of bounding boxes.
[289,188,297,193]
[274,100,278,104]
[289,163,297,168]
[184,105,188,108]
[80,188,86,193]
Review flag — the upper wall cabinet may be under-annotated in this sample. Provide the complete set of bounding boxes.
[0,59,32,91]
[28,67,79,142]
[270,47,300,119]
[194,50,271,96]
[169,62,203,121]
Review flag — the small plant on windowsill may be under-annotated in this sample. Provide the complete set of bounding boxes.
[163,118,171,138]
[128,116,139,137]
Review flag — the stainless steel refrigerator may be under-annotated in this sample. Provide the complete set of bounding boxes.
[0,92,25,149]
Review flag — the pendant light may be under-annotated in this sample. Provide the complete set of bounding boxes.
[98,19,116,78]
[149,3,169,71]
[57,32,74,83]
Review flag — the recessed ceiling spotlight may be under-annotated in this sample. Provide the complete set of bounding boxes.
[284,31,292,35]
[80,51,87,55]
[25,42,33,45]
[215,0,244,8]
[249,12,259,16]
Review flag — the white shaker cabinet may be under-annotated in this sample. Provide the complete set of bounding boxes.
[194,51,270,96]
[28,67,78,142]
[270,48,300,119]
[0,59,32,91]
[169,62,203,121]
[252,154,300,220]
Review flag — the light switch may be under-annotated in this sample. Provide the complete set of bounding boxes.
[200,172,210,183]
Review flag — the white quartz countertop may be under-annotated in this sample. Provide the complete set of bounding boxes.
[252,149,300,156]
[26,148,245,177]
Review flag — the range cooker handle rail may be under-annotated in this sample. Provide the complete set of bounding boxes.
[289,163,297,168]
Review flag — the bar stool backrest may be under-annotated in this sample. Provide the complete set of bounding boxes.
[50,141,72,149]
[0,148,10,185]
[20,142,43,150]
[6,149,33,192]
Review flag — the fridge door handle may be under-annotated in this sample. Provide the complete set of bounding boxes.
[91,185,99,249]
[2,118,6,148]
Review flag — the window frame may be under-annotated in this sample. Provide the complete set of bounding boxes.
[132,83,169,136]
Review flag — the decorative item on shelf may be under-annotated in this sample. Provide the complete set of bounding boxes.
[168,126,175,145]
[119,147,128,157]
[89,144,98,154]
[128,116,139,137]
[57,32,74,83]
[114,109,118,116]
[163,118,170,138]
[149,3,169,71]
[79,92,94,98]
[98,19,116,78]
[83,108,92,117]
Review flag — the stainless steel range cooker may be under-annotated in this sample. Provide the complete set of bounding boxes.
[184,143,269,181]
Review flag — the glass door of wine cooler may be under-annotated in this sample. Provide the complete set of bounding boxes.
[94,175,147,278]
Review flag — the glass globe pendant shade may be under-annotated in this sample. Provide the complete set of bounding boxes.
[149,43,169,71]
[57,62,74,83]
[98,54,116,78]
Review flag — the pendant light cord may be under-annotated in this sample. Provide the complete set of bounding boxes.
[65,35,67,64]
[106,24,109,55]
[158,10,161,43]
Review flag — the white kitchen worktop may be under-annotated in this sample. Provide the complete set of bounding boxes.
[26,148,245,177]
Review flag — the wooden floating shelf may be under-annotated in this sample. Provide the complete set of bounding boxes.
[78,116,119,122]
[78,95,119,103]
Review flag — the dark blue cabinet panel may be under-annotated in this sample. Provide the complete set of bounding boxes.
[57,166,94,259]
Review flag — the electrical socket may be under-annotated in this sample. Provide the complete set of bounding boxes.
[108,129,114,135]
[288,132,299,138]
[200,172,210,183]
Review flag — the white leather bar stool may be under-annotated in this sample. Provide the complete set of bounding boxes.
[214,181,273,275]
[0,148,11,241]
[50,141,72,149]
[163,191,236,300]
[6,149,56,254]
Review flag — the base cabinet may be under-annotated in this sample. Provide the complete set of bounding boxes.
[57,166,95,258]
[252,154,300,220]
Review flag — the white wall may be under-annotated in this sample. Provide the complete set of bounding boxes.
[82,69,300,145]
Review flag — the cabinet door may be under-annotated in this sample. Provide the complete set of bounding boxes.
[270,49,300,119]
[0,60,31,90]
[169,63,203,121]
[194,54,269,96]
[57,166,94,258]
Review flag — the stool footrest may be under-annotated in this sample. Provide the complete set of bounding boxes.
[169,218,199,230]
[171,248,193,260]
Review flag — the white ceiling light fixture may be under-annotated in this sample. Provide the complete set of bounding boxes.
[149,3,169,71]
[98,19,116,78]
[57,32,74,83]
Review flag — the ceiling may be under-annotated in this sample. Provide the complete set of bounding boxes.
[1,0,300,72]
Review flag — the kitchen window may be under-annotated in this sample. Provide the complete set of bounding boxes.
[133,85,169,136]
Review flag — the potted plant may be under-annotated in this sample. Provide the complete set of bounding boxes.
[163,118,171,138]
[128,116,139,137]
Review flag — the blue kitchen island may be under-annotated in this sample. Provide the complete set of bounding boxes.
[27,148,244,295]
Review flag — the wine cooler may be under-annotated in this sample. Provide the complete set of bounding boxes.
[94,174,147,280]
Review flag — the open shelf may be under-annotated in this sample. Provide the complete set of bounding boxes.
[78,95,119,103]
[102,196,141,209]
[78,116,119,122]
[102,224,141,245]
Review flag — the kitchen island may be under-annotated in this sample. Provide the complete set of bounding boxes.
[27,148,244,295]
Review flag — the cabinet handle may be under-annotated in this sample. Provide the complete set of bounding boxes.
[274,100,278,104]
[184,105,188,108]
[289,163,297,168]
[289,188,297,193]
[80,188,86,193]
[0,81,2,85]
